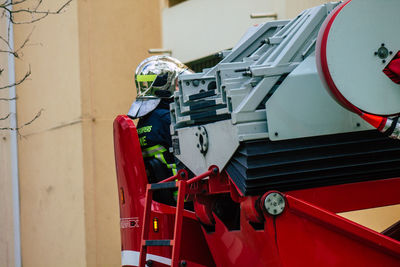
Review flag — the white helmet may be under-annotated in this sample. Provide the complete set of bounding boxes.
[128,56,191,119]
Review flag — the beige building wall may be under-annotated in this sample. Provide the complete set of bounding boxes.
[77,0,163,265]
[14,0,86,265]
[12,0,162,266]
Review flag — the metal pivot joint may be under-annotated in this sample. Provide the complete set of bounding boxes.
[263,192,286,216]
[195,126,208,155]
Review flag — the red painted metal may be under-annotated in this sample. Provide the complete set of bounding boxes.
[187,166,218,185]
[159,169,188,184]
[139,184,155,267]
[286,177,400,213]
[113,115,215,267]
[115,114,400,266]
[241,197,263,224]
[171,180,186,267]
[193,196,215,226]
[139,181,188,267]
[113,115,147,256]
[200,188,400,266]
[383,52,400,84]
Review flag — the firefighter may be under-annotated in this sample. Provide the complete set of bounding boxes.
[127,56,190,203]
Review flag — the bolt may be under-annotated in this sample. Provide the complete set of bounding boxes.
[390,51,393,55]
[383,60,386,64]
[274,132,278,137]
[381,43,385,47]
[356,123,361,127]
[185,82,190,86]
[197,144,200,148]
[377,46,389,59]
[212,167,218,174]
[180,172,186,178]
[146,260,153,266]
[374,51,378,56]
[201,80,205,84]
[180,260,187,266]
[195,133,198,136]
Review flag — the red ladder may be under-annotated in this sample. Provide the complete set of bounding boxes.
[139,179,187,267]
[139,167,218,267]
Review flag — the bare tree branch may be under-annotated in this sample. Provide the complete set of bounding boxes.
[0,96,17,101]
[1,0,73,24]
[0,27,35,59]
[0,112,10,120]
[0,109,43,132]
[0,65,31,90]
[0,0,72,132]
[0,34,11,49]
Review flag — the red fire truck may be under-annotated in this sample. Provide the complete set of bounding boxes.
[114,0,400,266]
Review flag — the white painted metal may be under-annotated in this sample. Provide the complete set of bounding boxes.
[175,120,239,175]
[266,55,371,141]
[321,0,400,115]
[121,250,172,266]
[7,13,22,267]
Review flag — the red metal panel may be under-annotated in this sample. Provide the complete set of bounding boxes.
[286,178,400,213]
[200,188,400,266]
[114,115,148,255]
[114,115,215,266]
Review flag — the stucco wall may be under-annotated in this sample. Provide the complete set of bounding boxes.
[14,0,86,266]
[12,0,162,266]
[77,1,162,265]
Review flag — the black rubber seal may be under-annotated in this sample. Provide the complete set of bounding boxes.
[384,117,399,136]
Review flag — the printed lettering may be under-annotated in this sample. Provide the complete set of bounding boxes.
[139,136,147,146]
[137,126,152,134]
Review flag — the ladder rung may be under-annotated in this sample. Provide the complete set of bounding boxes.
[145,239,172,246]
[151,181,177,190]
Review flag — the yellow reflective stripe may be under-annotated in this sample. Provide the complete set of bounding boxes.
[155,153,177,175]
[171,164,177,175]
[136,74,157,82]
[142,145,167,157]
[142,145,177,175]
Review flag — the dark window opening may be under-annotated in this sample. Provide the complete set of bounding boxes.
[169,0,187,7]
[186,53,224,73]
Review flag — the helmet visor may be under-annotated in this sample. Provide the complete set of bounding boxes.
[136,73,170,98]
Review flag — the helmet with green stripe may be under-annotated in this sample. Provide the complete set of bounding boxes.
[135,55,189,99]
[128,56,191,119]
